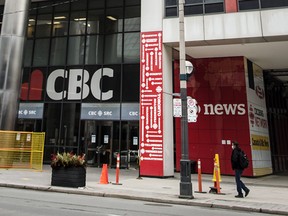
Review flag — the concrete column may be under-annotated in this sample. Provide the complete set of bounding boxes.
[0,0,30,130]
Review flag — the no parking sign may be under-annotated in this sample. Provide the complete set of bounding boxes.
[187,96,198,123]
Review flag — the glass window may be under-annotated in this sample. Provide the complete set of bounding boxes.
[105,8,124,33]
[104,34,123,64]
[124,6,140,32]
[23,40,33,67]
[70,11,87,35]
[71,0,87,11]
[54,1,70,12]
[125,0,141,6]
[50,37,67,66]
[33,39,50,66]
[238,0,260,10]
[67,36,85,65]
[107,0,124,7]
[122,64,140,102]
[38,1,53,14]
[87,10,105,34]
[124,33,140,63]
[52,13,69,36]
[186,0,203,3]
[85,35,104,65]
[166,7,178,17]
[166,0,178,6]
[205,3,224,13]
[261,0,288,8]
[88,0,105,9]
[204,0,223,3]
[35,14,52,37]
[185,5,204,14]
[27,15,36,38]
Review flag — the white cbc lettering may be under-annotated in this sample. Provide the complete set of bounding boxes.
[46,68,114,101]
[29,110,37,115]
[88,111,113,116]
[129,111,138,116]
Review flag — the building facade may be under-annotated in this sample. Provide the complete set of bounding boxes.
[0,0,288,177]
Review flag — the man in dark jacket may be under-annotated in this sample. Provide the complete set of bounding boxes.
[231,141,250,198]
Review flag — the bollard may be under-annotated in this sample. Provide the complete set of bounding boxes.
[209,154,225,195]
[195,159,207,193]
[113,153,122,185]
[215,162,221,194]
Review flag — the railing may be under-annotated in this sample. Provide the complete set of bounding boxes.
[0,130,45,171]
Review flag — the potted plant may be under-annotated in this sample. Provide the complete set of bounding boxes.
[51,152,86,188]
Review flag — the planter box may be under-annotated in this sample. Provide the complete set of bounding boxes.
[51,167,86,188]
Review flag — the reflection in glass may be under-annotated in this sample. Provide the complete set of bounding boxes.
[27,16,36,38]
[70,11,87,35]
[52,13,69,36]
[124,6,140,31]
[33,39,49,66]
[50,37,67,66]
[68,36,85,65]
[23,40,33,67]
[87,10,105,34]
[105,8,123,33]
[85,35,104,65]
[35,14,52,37]
[124,33,140,63]
[104,34,123,64]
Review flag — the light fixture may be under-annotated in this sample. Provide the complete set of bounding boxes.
[185,61,194,75]
[54,16,66,20]
[47,21,60,25]
[29,19,35,22]
[74,18,86,21]
[106,15,117,21]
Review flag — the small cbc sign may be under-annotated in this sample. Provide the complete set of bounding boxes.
[187,96,198,123]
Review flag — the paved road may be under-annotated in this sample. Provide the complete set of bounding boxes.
[0,166,288,215]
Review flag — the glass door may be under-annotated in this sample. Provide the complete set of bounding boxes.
[120,121,139,169]
[84,121,113,167]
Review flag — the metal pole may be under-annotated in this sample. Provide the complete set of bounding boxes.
[0,0,30,130]
[178,0,193,199]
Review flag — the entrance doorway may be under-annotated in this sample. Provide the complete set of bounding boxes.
[83,120,139,168]
[119,122,139,169]
[16,119,42,132]
[84,121,114,167]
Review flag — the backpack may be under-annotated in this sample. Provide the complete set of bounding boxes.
[239,150,249,169]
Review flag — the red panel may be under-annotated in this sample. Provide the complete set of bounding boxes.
[174,56,255,176]
[29,69,44,100]
[139,31,164,177]
[21,69,44,101]
[225,0,238,13]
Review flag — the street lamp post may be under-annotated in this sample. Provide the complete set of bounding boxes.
[178,0,194,199]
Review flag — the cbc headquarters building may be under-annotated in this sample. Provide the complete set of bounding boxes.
[0,0,288,177]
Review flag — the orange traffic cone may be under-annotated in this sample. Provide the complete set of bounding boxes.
[100,164,109,184]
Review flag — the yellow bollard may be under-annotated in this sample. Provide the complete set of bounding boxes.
[209,154,225,194]
[212,154,222,182]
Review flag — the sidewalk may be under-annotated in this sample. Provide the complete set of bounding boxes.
[0,165,288,215]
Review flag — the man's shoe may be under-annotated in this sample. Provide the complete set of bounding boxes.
[245,189,250,197]
[235,194,244,198]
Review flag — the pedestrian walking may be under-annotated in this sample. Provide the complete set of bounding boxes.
[231,141,250,198]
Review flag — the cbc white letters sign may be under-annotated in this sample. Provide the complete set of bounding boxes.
[46,68,114,101]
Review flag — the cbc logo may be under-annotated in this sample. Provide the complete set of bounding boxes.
[129,111,138,116]
[88,111,112,116]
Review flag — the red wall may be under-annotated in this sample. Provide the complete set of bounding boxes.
[174,57,253,176]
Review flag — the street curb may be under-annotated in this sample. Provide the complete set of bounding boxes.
[1,183,288,215]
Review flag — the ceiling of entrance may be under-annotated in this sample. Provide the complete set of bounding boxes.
[180,40,288,84]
